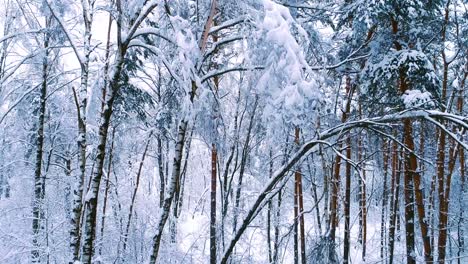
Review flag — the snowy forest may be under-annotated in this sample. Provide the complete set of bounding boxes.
[0,0,467,263]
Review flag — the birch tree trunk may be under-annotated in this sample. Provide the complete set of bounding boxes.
[32,26,50,263]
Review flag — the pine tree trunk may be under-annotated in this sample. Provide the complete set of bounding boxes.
[456,69,466,263]
[329,76,354,242]
[381,139,389,262]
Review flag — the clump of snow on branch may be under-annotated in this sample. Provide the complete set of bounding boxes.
[401,89,434,109]
[254,0,322,127]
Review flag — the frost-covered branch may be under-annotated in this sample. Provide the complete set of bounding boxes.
[131,28,177,45]
[123,0,159,46]
[45,0,85,66]
[0,29,44,44]
[201,66,264,82]
[208,16,248,36]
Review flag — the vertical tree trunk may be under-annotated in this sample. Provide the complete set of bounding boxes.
[329,76,354,242]
[98,127,115,256]
[357,98,367,261]
[456,69,466,263]
[210,143,217,264]
[210,49,220,264]
[267,149,273,263]
[381,139,389,262]
[32,29,50,263]
[294,148,299,264]
[391,17,430,263]
[436,4,452,262]
[388,140,400,264]
[343,124,352,264]
[66,2,97,260]
[157,136,165,208]
[296,127,306,264]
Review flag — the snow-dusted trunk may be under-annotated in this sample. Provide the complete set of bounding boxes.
[31,32,49,263]
[157,136,165,208]
[294,127,306,264]
[266,150,273,263]
[149,119,188,264]
[210,143,217,264]
[70,2,95,261]
[380,139,389,262]
[343,122,352,264]
[357,102,367,261]
[81,50,126,264]
[210,62,220,264]
[98,127,115,256]
[388,139,401,264]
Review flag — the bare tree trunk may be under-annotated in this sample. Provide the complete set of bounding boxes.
[98,127,115,256]
[388,140,400,264]
[381,139,389,262]
[149,120,188,263]
[295,127,306,264]
[294,153,299,264]
[329,76,354,242]
[81,50,126,264]
[210,54,220,264]
[343,127,352,264]
[32,28,50,263]
[210,143,218,264]
[391,17,428,263]
[157,136,165,208]
[69,1,95,259]
[456,69,467,264]
[267,150,273,263]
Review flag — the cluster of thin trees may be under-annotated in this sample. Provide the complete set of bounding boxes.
[0,0,467,263]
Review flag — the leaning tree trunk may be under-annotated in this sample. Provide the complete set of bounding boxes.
[149,120,188,263]
[81,49,126,264]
